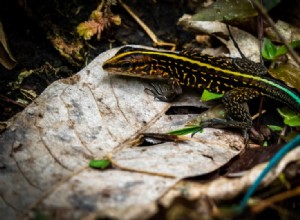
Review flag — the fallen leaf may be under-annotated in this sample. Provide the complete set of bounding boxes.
[2,46,298,220]
[160,145,300,208]
[268,62,300,92]
[191,0,258,21]
[50,35,84,66]
[265,20,300,44]
[0,46,244,220]
[0,20,17,69]
[177,15,261,62]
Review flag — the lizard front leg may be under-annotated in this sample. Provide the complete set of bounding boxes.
[144,78,182,102]
[198,87,261,140]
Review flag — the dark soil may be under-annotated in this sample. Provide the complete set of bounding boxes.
[0,0,195,122]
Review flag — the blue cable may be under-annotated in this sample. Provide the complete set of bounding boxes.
[238,134,300,211]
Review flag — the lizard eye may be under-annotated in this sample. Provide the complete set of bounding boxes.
[120,61,132,69]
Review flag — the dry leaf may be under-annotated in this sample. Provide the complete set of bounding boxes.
[0,20,17,69]
[1,46,299,220]
[160,145,300,207]
[0,46,245,219]
[268,62,300,92]
[3,46,299,219]
[177,15,261,62]
[265,20,300,43]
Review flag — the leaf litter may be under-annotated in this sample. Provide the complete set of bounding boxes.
[1,44,300,220]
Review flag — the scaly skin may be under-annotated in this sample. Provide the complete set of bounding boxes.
[103,46,300,131]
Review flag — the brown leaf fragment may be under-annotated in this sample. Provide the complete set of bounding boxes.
[160,144,300,208]
[265,20,300,43]
[225,144,282,175]
[153,196,218,220]
[0,20,17,69]
[50,36,84,67]
[268,62,300,92]
[177,15,261,62]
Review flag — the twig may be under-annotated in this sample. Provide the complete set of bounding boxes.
[0,94,26,108]
[257,0,264,64]
[96,0,105,12]
[251,186,300,213]
[118,0,176,50]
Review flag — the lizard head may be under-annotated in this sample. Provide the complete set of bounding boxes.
[102,46,167,79]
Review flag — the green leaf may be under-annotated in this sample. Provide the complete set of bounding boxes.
[167,125,203,136]
[262,38,277,60]
[267,125,283,132]
[277,107,300,127]
[89,159,111,169]
[263,0,281,11]
[290,40,300,48]
[191,0,257,21]
[201,89,223,101]
[275,40,300,58]
[263,141,269,147]
[34,210,51,220]
[278,173,290,189]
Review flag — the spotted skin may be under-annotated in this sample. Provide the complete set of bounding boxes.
[103,46,300,131]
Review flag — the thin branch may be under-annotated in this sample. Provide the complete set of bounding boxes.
[0,94,26,108]
[118,0,176,50]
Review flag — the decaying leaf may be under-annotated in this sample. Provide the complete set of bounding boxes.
[177,15,261,62]
[160,143,300,208]
[268,62,300,92]
[191,0,257,21]
[0,46,244,219]
[265,20,300,44]
[0,20,17,69]
[50,36,84,66]
[191,0,280,22]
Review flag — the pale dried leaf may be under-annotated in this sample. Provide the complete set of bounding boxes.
[178,15,261,62]
[0,20,16,69]
[0,46,244,220]
[112,128,243,178]
[160,145,300,207]
[265,20,300,43]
